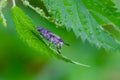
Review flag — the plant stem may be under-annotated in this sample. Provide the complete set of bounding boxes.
[12,0,16,7]
[21,0,63,27]
[0,0,7,27]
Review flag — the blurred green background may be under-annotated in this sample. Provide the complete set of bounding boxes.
[0,0,120,80]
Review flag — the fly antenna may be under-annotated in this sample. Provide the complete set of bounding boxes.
[64,42,70,46]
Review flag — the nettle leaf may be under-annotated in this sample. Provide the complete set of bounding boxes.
[42,0,120,50]
[81,0,120,28]
[11,6,89,67]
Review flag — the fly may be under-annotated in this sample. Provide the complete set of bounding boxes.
[37,26,69,54]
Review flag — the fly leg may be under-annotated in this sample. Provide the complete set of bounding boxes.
[54,43,61,54]
[56,42,63,54]
[56,48,61,54]
[57,42,63,50]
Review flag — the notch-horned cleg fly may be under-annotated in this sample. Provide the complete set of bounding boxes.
[37,26,69,54]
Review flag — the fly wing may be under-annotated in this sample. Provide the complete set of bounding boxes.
[51,33,60,39]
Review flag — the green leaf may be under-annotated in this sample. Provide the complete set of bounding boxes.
[81,0,120,28]
[11,6,90,67]
[42,0,120,50]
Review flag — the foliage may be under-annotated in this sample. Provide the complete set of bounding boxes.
[11,6,89,67]
[42,0,120,50]
[1,0,120,67]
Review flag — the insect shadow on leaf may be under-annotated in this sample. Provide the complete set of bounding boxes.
[36,26,69,54]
